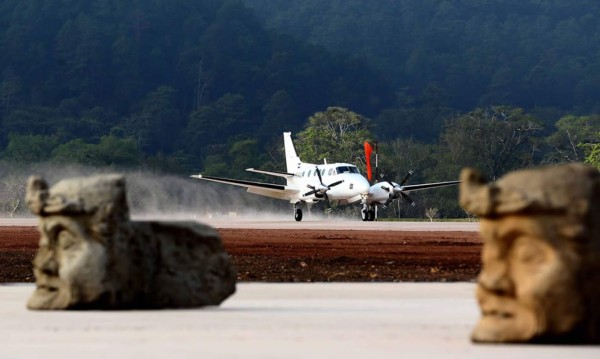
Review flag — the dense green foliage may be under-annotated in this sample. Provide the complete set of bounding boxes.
[0,0,599,218]
[582,138,600,170]
[0,0,393,172]
[245,0,600,113]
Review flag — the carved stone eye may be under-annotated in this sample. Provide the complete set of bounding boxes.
[58,230,78,251]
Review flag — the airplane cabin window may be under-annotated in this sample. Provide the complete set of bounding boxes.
[308,170,311,177]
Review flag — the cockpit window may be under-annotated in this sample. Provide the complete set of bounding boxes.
[336,166,360,174]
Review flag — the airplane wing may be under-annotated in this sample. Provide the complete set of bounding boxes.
[190,174,299,201]
[245,168,296,179]
[401,180,461,192]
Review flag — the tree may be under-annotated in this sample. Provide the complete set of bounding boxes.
[121,86,181,154]
[377,137,435,183]
[0,173,26,217]
[51,135,142,166]
[424,207,439,222]
[228,138,260,178]
[296,107,373,164]
[545,115,600,163]
[259,90,299,140]
[439,106,543,180]
[3,134,59,162]
[581,134,600,170]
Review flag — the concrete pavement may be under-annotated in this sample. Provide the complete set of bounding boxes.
[1,283,597,359]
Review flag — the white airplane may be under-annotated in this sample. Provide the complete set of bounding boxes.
[191,132,372,221]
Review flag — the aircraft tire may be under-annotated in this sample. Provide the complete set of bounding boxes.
[361,209,369,221]
[368,209,376,221]
[295,209,303,222]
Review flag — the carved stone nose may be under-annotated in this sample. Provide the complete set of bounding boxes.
[477,264,514,296]
[35,250,59,275]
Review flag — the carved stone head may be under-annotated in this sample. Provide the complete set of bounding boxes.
[26,174,236,310]
[460,163,600,343]
[26,175,128,309]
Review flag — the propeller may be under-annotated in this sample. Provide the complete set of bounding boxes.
[380,170,416,207]
[303,166,344,198]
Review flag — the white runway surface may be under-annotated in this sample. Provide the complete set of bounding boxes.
[0,217,479,231]
[1,283,597,359]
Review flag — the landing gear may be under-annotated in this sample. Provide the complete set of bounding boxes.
[294,202,303,222]
[294,208,303,221]
[361,204,376,221]
[361,208,369,221]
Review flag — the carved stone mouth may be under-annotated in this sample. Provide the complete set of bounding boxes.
[37,284,59,292]
[37,281,59,292]
[482,309,514,319]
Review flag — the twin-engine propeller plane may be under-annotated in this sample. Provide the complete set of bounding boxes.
[191,132,371,221]
[191,132,460,221]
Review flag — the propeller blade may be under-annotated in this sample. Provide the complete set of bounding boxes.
[304,189,318,197]
[400,170,414,186]
[384,193,394,206]
[401,192,416,207]
[315,166,323,185]
[327,180,344,188]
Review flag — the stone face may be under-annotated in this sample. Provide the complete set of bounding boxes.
[460,163,600,343]
[26,174,236,310]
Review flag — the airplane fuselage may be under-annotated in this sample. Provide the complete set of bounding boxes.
[287,162,371,204]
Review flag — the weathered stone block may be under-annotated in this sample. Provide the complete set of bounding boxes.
[26,174,236,310]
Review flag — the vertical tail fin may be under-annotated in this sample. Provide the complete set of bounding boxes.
[284,132,301,173]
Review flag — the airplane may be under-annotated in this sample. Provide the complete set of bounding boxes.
[360,142,460,221]
[191,132,372,221]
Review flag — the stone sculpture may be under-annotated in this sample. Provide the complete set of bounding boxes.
[460,163,600,343]
[26,174,236,310]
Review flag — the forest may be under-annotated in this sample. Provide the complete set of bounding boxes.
[0,0,598,218]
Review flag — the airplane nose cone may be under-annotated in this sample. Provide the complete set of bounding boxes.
[356,177,371,194]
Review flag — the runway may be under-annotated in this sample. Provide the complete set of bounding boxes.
[1,283,596,359]
[0,216,479,231]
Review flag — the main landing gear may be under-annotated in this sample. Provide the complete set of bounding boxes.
[361,204,376,221]
[294,202,303,222]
